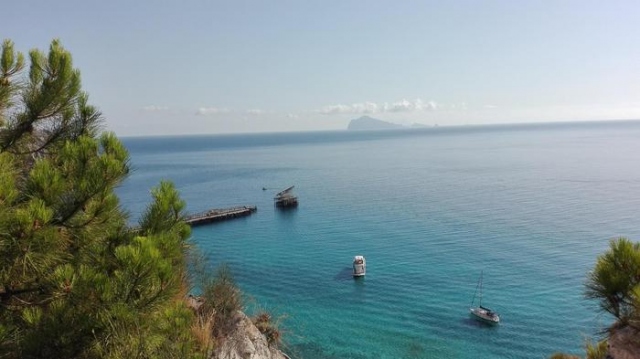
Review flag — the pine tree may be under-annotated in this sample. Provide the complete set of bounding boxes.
[585,237,640,329]
[0,40,205,358]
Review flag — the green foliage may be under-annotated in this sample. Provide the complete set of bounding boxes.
[191,260,283,351]
[201,264,244,337]
[252,311,283,347]
[549,353,580,359]
[553,238,640,359]
[549,239,640,358]
[0,40,25,127]
[547,338,608,359]
[0,39,97,155]
[585,237,640,327]
[584,339,608,359]
[139,180,191,242]
[0,39,206,358]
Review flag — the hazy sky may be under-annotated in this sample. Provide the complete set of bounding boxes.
[4,1,640,136]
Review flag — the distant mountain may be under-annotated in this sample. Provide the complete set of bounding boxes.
[347,116,404,130]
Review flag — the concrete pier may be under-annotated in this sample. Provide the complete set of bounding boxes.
[185,206,257,226]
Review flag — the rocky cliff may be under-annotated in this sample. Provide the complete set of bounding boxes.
[213,311,288,359]
[607,326,640,359]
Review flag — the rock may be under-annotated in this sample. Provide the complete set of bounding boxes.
[213,310,287,359]
[187,294,205,311]
[607,326,640,359]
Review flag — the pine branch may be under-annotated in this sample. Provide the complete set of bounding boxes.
[0,285,44,302]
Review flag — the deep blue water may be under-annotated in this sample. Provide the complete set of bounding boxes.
[118,121,640,359]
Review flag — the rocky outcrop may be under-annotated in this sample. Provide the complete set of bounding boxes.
[607,326,640,359]
[213,311,288,359]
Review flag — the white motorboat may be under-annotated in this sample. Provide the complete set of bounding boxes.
[353,255,366,277]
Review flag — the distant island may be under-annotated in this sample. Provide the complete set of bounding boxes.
[347,116,403,130]
[347,116,429,130]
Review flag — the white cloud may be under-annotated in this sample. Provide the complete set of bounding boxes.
[141,105,169,111]
[383,99,412,112]
[287,113,299,119]
[383,99,437,112]
[483,104,498,109]
[353,102,379,114]
[319,99,438,115]
[317,102,378,115]
[196,107,231,115]
[425,100,438,111]
[318,102,377,115]
[246,109,265,115]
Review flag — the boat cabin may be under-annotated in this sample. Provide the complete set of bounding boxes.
[274,186,298,208]
[470,306,500,324]
[353,255,366,277]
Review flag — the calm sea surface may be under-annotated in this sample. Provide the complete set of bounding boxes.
[118,121,640,359]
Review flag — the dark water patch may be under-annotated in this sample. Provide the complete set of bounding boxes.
[333,267,355,281]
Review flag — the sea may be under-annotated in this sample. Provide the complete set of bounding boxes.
[117,120,640,359]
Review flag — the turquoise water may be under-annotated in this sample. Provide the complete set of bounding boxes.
[118,121,640,359]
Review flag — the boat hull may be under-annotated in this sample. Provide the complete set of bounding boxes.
[469,308,500,325]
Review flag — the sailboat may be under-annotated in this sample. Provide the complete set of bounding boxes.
[469,271,500,325]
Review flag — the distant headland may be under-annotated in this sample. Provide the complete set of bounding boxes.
[347,116,429,130]
[347,116,403,130]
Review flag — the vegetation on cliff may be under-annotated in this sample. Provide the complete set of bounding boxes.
[585,238,640,330]
[550,237,640,359]
[0,38,204,358]
[0,39,282,359]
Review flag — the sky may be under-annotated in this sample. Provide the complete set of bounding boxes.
[3,0,640,136]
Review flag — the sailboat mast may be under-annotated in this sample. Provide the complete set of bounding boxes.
[479,270,483,307]
[470,270,482,307]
